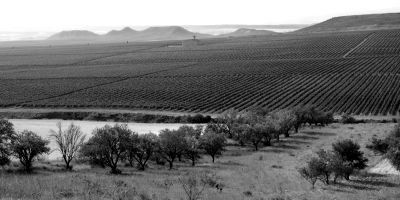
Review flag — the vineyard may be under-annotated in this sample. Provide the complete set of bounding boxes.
[1,29,400,115]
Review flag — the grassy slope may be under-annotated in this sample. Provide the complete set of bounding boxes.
[1,123,400,200]
[298,13,400,33]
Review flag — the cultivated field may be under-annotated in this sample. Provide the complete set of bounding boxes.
[0,29,400,115]
[1,123,399,200]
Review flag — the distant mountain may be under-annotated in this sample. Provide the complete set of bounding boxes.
[134,26,211,41]
[105,27,137,37]
[48,26,211,42]
[298,13,400,33]
[47,30,99,40]
[219,28,278,37]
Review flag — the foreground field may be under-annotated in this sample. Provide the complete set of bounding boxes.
[1,29,400,115]
[1,123,399,200]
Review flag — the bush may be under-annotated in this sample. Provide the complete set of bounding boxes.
[366,136,389,154]
[385,123,400,170]
[0,119,16,167]
[11,130,50,172]
[332,139,368,180]
[340,114,358,124]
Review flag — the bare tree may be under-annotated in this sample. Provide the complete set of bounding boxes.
[50,122,86,170]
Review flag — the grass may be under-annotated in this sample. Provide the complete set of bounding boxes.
[1,123,400,200]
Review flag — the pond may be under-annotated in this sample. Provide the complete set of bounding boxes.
[9,119,197,160]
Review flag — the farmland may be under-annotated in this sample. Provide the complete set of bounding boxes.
[1,29,400,115]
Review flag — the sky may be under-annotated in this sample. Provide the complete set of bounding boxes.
[0,0,399,32]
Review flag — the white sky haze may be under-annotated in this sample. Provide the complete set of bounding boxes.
[0,0,399,32]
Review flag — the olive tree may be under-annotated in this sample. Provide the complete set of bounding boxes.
[200,131,226,163]
[158,128,187,169]
[81,124,132,174]
[0,119,16,167]
[11,130,50,172]
[127,132,158,170]
[50,122,86,170]
[271,109,297,139]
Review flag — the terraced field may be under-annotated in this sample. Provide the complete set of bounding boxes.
[1,29,400,115]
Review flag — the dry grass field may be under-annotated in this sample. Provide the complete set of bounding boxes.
[1,122,399,200]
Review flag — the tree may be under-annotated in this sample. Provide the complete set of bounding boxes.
[383,122,400,170]
[49,122,86,170]
[11,130,50,172]
[184,135,202,166]
[0,119,16,167]
[271,109,297,139]
[80,124,132,174]
[127,132,158,170]
[299,150,333,187]
[332,139,368,180]
[176,125,202,161]
[298,166,318,189]
[158,128,187,169]
[200,131,226,163]
[243,124,265,151]
[214,108,244,138]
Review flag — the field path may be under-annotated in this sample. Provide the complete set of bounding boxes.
[12,62,199,106]
[343,33,374,58]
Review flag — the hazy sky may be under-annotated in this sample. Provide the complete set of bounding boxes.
[1,0,399,32]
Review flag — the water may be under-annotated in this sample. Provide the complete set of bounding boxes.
[9,119,195,160]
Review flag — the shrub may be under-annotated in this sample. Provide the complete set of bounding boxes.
[0,119,16,167]
[11,130,50,172]
[80,124,132,174]
[385,123,400,170]
[178,172,214,200]
[332,139,368,180]
[340,114,358,124]
[49,122,86,170]
[366,136,389,154]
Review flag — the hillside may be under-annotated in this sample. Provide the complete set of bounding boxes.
[219,28,278,37]
[298,13,400,33]
[47,30,100,40]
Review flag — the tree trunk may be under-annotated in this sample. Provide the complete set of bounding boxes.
[344,173,350,180]
[325,173,330,185]
[295,125,299,133]
[66,160,73,170]
[110,166,121,174]
[168,161,173,169]
[211,155,215,163]
[25,162,32,173]
[192,159,195,166]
